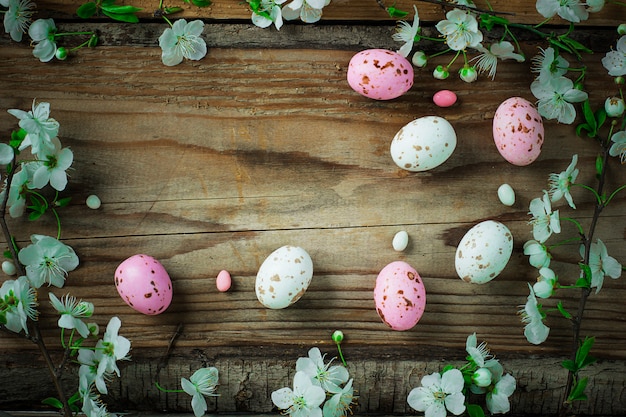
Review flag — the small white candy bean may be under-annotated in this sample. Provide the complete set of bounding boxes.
[497,184,515,206]
[86,194,101,209]
[2,260,17,276]
[392,231,409,252]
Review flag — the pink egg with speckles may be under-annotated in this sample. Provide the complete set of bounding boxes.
[347,49,414,100]
[115,254,172,315]
[374,261,426,331]
[493,97,544,166]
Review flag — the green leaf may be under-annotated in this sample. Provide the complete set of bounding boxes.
[576,337,595,369]
[42,397,64,409]
[557,301,572,319]
[3,250,12,259]
[568,377,589,402]
[575,123,593,138]
[164,6,184,14]
[595,107,607,130]
[561,37,592,54]
[55,196,72,207]
[561,359,578,373]
[467,404,486,417]
[549,38,574,55]
[102,10,140,22]
[581,100,597,133]
[386,6,408,18]
[101,4,142,14]
[479,13,509,31]
[575,263,592,288]
[191,0,211,7]
[76,2,98,18]
[28,211,44,221]
[595,154,604,178]
[10,128,26,149]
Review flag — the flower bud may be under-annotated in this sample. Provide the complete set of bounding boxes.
[618,23,626,36]
[605,97,625,117]
[433,65,449,80]
[55,47,68,61]
[615,76,625,85]
[88,322,100,337]
[332,330,344,343]
[472,367,492,387]
[586,0,604,13]
[412,51,428,68]
[533,279,554,299]
[459,66,478,83]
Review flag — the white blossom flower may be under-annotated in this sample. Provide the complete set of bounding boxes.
[182,367,220,417]
[605,96,625,117]
[466,332,491,367]
[609,130,626,163]
[523,240,551,269]
[520,284,550,345]
[585,0,604,12]
[4,0,34,42]
[5,164,35,218]
[392,5,419,58]
[322,378,355,417]
[486,371,516,414]
[536,0,589,22]
[28,18,57,62]
[49,292,94,338]
[296,347,349,393]
[78,348,111,394]
[548,154,579,209]
[435,9,483,51]
[581,239,622,293]
[251,0,287,30]
[272,370,326,417]
[18,234,79,288]
[407,369,466,417]
[471,41,525,80]
[451,0,475,6]
[158,19,207,67]
[95,316,131,378]
[0,275,38,334]
[7,99,59,155]
[528,191,561,243]
[533,267,557,299]
[602,35,626,76]
[531,75,588,124]
[31,137,73,191]
[531,47,569,86]
[0,143,14,165]
[282,0,329,23]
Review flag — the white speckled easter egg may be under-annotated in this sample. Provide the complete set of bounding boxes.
[455,221,513,284]
[374,261,426,331]
[347,49,414,100]
[497,183,516,206]
[390,116,457,172]
[392,231,409,252]
[115,254,172,315]
[255,246,313,309]
[493,97,544,166]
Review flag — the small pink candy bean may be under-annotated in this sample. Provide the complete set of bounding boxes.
[216,270,232,292]
[433,90,457,108]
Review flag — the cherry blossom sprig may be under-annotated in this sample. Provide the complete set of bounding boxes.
[0,100,133,417]
[271,346,356,417]
[407,333,516,417]
[518,34,626,414]
[155,367,220,417]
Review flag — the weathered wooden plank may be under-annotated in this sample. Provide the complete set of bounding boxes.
[0,39,625,415]
[31,0,626,25]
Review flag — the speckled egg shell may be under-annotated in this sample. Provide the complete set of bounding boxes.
[347,49,414,100]
[390,116,457,172]
[255,245,313,309]
[493,97,544,166]
[374,261,426,331]
[115,254,172,315]
[455,221,513,284]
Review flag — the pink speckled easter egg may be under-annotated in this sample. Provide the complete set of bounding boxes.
[493,97,544,166]
[373,261,426,331]
[115,254,172,315]
[347,49,414,100]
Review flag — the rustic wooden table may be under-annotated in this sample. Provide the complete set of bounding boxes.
[1,0,626,415]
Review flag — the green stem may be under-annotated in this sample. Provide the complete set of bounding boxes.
[54,31,94,38]
[547,236,583,249]
[155,382,185,393]
[560,217,585,235]
[571,183,603,205]
[336,343,347,367]
[605,184,626,206]
[51,207,62,240]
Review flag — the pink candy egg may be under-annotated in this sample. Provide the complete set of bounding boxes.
[347,49,414,100]
[115,254,172,315]
[493,97,544,166]
[433,90,457,107]
[373,261,426,331]
[216,270,232,292]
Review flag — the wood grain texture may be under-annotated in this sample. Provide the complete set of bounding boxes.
[32,0,626,25]
[0,27,625,415]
